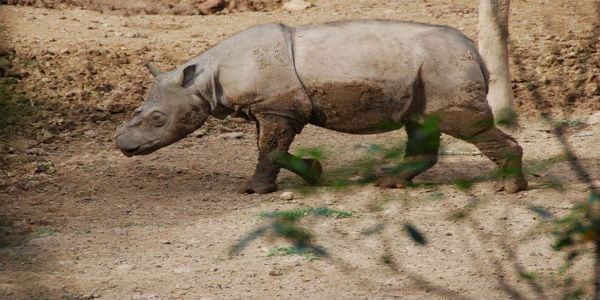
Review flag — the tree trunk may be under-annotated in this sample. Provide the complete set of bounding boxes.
[478,0,516,126]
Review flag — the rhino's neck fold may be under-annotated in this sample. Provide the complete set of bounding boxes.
[184,57,230,119]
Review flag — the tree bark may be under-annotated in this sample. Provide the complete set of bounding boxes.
[478,0,516,126]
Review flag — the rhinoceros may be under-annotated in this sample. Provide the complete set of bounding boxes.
[116,21,527,194]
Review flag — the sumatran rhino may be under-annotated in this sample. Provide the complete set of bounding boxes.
[116,21,528,194]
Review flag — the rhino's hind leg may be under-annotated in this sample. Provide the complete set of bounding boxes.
[462,127,527,193]
[375,121,441,188]
[239,114,321,194]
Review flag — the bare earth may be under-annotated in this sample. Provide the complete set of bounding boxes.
[0,0,599,299]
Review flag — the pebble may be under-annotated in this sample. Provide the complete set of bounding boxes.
[115,264,135,272]
[218,132,244,139]
[586,112,600,125]
[18,180,40,191]
[83,129,97,138]
[280,191,294,201]
[34,162,55,174]
[573,131,594,137]
[36,129,55,144]
[192,128,207,138]
[283,0,313,11]
[585,82,599,96]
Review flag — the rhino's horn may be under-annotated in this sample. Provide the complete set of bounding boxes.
[145,63,162,77]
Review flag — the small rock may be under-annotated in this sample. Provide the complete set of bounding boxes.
[127,32,148,38]
[218,132,244,139]
[192,128,207,138]
[107,101,125,114]
[283,0,313,11]
[268,269,283,276]
[280,191,294,200]
[34,162,55,174]
[540,75,550,85]
[36,129,55,144]
[18,180,40,191]
[586,112,600,125]
[542,54,557,66]
[573,131,594,137]
[174,267,193,274]
[83,130,97,138]
[585,82,599,96]
[115,264,135,272]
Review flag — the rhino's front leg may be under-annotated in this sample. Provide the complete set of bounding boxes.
[239,114,321,194]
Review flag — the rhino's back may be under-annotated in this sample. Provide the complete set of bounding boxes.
[292,21,485,133]
[294,21,442,82]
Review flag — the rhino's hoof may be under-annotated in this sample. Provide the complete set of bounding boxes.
[495,177,528,193]
[238,181,278,194]
[374,176,411,189]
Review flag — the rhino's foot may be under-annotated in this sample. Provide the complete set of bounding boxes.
[494,177,528,193]
[374,176,412,189]
[238,181,279,194]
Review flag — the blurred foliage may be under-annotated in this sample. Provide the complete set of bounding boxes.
[294,147,326,161]
[453,179,474,192]
[267,246,319,259]
[552,191,600,252]
[526,153,571,174]
[230,207,354,257]
[404,223,427,245]
[35,227,58,237]
[259,207,354,219]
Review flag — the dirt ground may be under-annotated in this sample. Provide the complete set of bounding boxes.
[0,0,599,299]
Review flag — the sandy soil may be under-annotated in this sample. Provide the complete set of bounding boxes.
[0,0,599,299]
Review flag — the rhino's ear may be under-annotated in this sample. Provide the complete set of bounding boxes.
[145,63,162,77]
[181,64,201,88]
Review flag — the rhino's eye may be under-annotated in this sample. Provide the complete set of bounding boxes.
[149,111,166,127]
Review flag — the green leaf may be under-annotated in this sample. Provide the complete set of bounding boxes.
[404,223,427,245]
[229,226,268,255]
[529,206,554,219]
[519,271,538,282]
[589,191,600,204]
[553,236,574,251]
[294,147,326,160]
[454,179,474,192]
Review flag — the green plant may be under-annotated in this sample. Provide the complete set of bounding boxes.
[36,228,58,237]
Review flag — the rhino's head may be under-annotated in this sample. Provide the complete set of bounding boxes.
[116,63,211,157]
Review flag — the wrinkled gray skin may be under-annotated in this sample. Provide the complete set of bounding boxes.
[116,21,527,194]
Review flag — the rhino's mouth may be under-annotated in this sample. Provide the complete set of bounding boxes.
[120,140,160,157]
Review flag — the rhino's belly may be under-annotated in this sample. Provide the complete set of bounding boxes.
[306,81,412,134]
